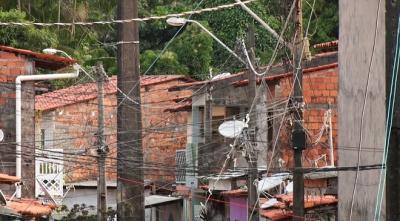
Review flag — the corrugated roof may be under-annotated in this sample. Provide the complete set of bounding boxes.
[0,45,76,70]
[35,75,193,111]
[144,195,182,208]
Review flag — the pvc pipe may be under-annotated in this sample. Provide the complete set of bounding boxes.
[15,64,79,198]
[328,109,335,167]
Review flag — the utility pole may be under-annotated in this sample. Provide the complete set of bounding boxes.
[292,0,305,220]
[96,62,107,221]
[117,0,144,220]
[246,25,259,221]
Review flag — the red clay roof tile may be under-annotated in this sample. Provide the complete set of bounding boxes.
[0,45,76,70]
[0,173,20,184]
[7,199,54,217]
[35,75,192,111]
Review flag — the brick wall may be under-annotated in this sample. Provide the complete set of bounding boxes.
[0,51,35,197]
[275,65,338,168]
[36,79,191,185]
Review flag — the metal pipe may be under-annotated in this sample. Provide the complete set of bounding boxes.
[15,64,79,198]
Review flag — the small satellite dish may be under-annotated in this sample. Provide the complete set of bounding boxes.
[218,120,248,138]
[212,72,231,80]
[0,129,4,142]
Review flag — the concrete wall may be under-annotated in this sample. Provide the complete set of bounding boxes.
[339,0,386,220]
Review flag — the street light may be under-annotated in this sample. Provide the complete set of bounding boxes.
[43,48,73,59]
[166,17,246,65]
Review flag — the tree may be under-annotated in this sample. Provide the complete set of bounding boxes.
[0,10,58,51]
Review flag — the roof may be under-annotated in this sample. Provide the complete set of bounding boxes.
[260,194,337,220]
[144,195,182,208]
[232,62,338,87]
[164,100,192,112]
[65,179,153,188]
[0,206,22,218]
[6,199,55,217]
[169,51,338,92]
[66,180,117,188]
[220,188,248,197]
[313,40,339,50]
[0,173,20,184]
[0,45,76,70]
[35,75,193,111]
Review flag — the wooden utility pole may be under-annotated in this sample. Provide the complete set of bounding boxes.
[117,0,144,220]
[292,0,305,220]
[246,26,259,221]
[96,62,107,221]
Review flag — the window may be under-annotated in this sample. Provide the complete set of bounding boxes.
[175,150,186,184]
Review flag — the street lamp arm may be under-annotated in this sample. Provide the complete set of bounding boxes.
[187,20,246,65]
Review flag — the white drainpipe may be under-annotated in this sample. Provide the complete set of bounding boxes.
[15,64,79,198]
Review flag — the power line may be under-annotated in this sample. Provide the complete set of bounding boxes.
[0,1,256,27]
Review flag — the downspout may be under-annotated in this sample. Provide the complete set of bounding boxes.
[15,64,80,198]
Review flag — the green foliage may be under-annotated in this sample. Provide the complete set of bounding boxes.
[0,0,338,87]
[170,23,213,79]
[140,50,188,75]
[0,10,58,51]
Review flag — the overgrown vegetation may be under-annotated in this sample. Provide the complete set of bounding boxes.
[0,0,338,84]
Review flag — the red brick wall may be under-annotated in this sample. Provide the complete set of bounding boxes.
[36,79,191,185]
[0,51,35,197]
[276,66,338,168]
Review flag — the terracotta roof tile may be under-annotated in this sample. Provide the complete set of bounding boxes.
[220,188,248,196]
[0,173,20,184]
[260,194,338,220]
[7,199,54,217]
[36,75,192,111]
[0,45,76,70]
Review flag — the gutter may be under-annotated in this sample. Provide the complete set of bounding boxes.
[15,64,80,198]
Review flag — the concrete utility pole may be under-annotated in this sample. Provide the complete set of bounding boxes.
[96,62,107,221]
[246,26,259,221]
[292,0,305,220]
[386,1,400,220]
[117,0,144,220]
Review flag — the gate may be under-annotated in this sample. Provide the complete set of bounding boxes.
[35,149,64,198]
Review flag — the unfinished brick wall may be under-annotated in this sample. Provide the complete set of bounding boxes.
[0,51,35,197]
[275,65,338,168]
[36,79,191,185]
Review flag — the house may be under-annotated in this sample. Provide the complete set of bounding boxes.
[168,42,338,220]
[0,173,55,220]
[0,45,75,199]
[34,74,193,209]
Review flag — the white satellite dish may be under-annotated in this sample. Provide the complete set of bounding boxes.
[218,120,248,138]
[0,129,4,142]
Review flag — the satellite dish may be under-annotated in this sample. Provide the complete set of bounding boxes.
[218,120,248,138]
[212,72,231,80]
[0,129,4,142]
